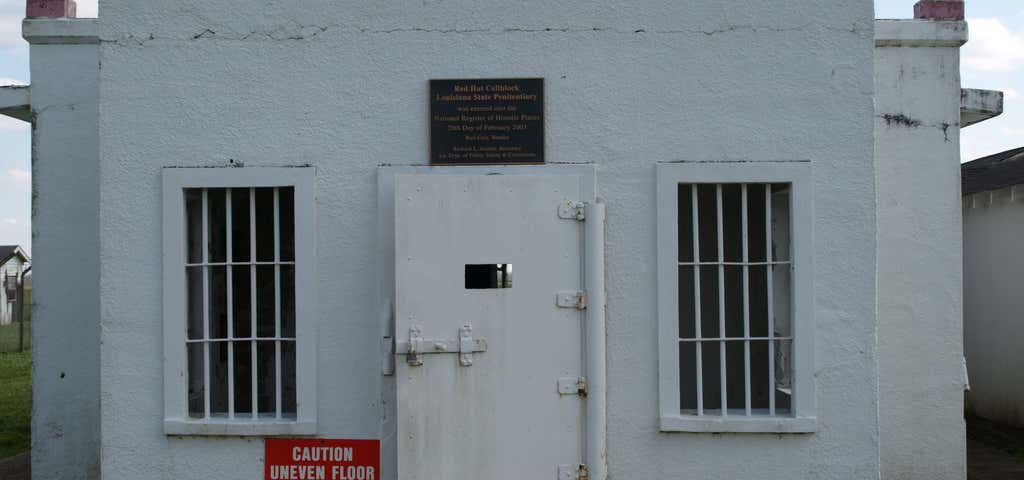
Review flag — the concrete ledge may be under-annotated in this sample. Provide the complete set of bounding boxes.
[875,19,968,47]
[23,18,98,45]
[164,419,318,436]
[660,414,818,434]
[961,89,1004,128]
[0,85,31,122]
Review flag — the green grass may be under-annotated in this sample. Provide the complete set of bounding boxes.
[0,322,29,354]
[0,350,30,458]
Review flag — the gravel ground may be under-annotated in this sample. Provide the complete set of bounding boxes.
[968,415,1024,480]
[0,452,28,480]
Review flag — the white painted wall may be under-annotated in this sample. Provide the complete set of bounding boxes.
[963,187,1024,428]
[91,1,880,477]
[24,19,101,480]
[874,19,967,480]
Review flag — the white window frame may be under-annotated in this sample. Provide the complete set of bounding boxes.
[656,161,816,433]
[162,167,317,436]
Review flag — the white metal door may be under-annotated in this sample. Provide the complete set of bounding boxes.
[394,173,586,479]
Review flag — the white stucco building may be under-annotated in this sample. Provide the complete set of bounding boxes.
[962,147,1024,430]
[0,245,29,326]
[0,0,1004,478]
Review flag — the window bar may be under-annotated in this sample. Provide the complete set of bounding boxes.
[186,261,296,267]
[201,189,211,419]
[690,185,703,415]
[680,336,792,342]
[273,188,282,419]
[741,185,752,416]
[226,189,235,419]
[250,188,258,418]
[677,261,791,266]
[766,184,776,416]
[716,185,727,416]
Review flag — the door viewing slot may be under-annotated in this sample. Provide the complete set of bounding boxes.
[465,264,512,289]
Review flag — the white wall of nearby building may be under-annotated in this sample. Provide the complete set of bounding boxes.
[963,187,1024,428]
[874,19,968,480]
[0,253,28,325]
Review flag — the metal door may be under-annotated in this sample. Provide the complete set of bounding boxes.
[394,173,587,479]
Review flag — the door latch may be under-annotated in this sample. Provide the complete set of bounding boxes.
[407,325,424,366]
[458,325,475,366]
[396,325,488,367]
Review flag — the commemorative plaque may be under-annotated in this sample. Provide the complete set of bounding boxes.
[430,78,544,164]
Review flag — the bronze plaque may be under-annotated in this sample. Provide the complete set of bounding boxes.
[430,78,544,164]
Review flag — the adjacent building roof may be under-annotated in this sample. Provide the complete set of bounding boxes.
[961,147,1024,196]
[0,85,31,123]
[0,246,29,266]
[961,89,1004,128]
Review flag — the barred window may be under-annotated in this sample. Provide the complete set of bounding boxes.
[163,168,316,436]
[184,187,297,419]
[657,162,814,433]
[676,183,792,416]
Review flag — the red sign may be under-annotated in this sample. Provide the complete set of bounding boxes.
[266,439,380,480]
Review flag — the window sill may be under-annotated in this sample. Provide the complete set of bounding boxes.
[659,414,817,433]
[164,418,317,436]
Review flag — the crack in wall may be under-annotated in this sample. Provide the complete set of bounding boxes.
[661,22,817,36]
[878,114,958,142]
[100,21,871,46]
[32,103,80,116]
[880,114,922,128]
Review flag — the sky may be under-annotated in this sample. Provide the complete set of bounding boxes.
[0,1,1021,255]
[0,0,96,255]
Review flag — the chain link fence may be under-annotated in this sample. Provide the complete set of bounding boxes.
[0,288,30,354]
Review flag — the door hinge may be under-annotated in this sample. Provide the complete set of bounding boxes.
[558,200,586,221]
[558,464,589,480]
[556,290,587,310]
[557,376,588,397]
